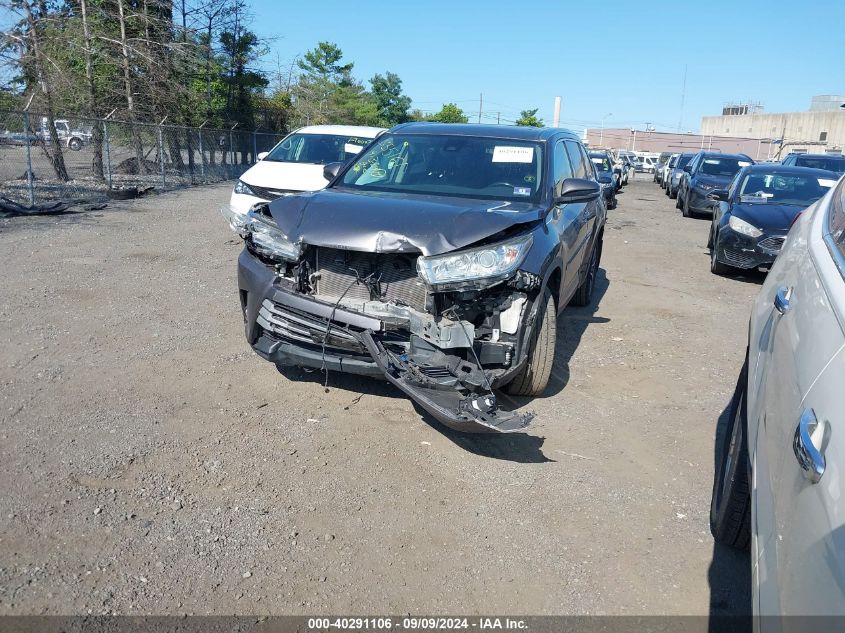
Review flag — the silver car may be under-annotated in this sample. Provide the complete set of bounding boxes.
[710,173,845,619]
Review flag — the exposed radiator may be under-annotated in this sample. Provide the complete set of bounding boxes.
[314,247,427,312]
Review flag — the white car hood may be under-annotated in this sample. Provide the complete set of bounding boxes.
[240,160,329,193]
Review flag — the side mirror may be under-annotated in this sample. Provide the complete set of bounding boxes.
[256,151,268,161]
[323,161,344,181]
[707,189,729,202]
[597,174,613,185]
[555,178,601,204]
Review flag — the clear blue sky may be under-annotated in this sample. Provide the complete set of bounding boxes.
[250,0,843,133]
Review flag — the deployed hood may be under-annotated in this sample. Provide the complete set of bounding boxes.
[267,189,543,256]
[241,160,329,193]
[731,202,804,232]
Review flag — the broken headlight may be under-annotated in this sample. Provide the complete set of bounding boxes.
[417,233,533,285]
[244,209,301,261]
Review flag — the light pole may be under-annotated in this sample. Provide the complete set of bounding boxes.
[599,113,612,146]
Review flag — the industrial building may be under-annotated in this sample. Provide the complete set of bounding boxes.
[700,95,845,156]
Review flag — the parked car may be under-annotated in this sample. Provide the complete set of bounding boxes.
[589,151,618,209]
[653,152,672,183]
[659,153,678,188]
[709,171,845,617]
[228,125,385,217]
[707,165,837,274]
[781,152,845,175]
[49,119,92,151]
[616,150,637,185]
[636,155,658,173]
[664,153,694,199]
[225,123,607,433]
[676,151,753,217]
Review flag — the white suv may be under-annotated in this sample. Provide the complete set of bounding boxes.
[710,173,845,616]
[228,125,384,217]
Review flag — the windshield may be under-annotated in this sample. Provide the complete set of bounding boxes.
[699,157,751,177]
[590,155,612,172]
[265,133,374,164]
[338,133,544,202]
[738,172,835,206]
[794,155,845,172]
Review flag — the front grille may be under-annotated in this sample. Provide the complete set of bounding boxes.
[721,248,755,269]
[248,183,301,201]
[758,236,785,252]
[257,298,366,353]
[314,247,427,312]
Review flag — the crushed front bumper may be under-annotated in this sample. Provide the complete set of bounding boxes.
[238,250,534,433]
[715,230,786,269]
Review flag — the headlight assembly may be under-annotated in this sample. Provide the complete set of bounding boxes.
[233,179,257,196]
[728,216,763,238]
[246,211,301,261]
[417,234,533,286]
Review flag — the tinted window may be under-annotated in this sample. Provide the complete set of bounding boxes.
[668,156,679,168]
[698,157,752,177]
[338,133,544,202]
[565,141,590,179]
[265,133,373,164]
[677,154,694,169]
[795,155,845,173]
[553,141,574,197]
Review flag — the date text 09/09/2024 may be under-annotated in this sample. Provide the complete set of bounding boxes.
[307,617,528,630]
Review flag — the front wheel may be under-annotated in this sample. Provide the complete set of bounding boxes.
[710,234,734,275]
[681,193,693,217]
[504,289,556,397]
[710,358,751,549]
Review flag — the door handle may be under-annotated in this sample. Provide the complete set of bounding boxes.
[774,286,792,315]
[793,408,826,484]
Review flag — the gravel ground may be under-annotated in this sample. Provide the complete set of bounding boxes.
[0,178,757,616]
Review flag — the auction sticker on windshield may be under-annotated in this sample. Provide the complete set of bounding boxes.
[492,146,534,163]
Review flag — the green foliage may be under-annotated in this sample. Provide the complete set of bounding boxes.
[427,103,469,124]
[516,108,544,127]
[370,72,411,127]
[297,41,354,84]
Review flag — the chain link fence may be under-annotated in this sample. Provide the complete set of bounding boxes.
[0,110,285,205]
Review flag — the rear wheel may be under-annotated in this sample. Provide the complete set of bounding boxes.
[570,238,601,307]
[504,289,556,397]
[710,358,751,549]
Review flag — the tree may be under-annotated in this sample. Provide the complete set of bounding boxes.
[297,41,353,84]
[370,72,410,127]
[516,108,543,127]
[427,103,468,124]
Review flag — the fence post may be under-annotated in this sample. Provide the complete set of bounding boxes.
[252,130,257,164]
[158,125,166,188]
[198,131,205,178]
[103,121,112,190]
[228,130,234,174]
[22,111,35,206]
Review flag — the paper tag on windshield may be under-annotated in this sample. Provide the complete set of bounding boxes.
[738,161,752,167]
[492,146,534,163]
[513,186,531,196]
[344,143,364,155]
[819,178,836,187]
[741,195,767,203]
[704,159,721,164]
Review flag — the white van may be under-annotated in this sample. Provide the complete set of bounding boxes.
[227,124,385,217]
[635,155,658,173]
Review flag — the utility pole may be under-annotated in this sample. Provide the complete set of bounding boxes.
[553,96,562,127]
[678,65,687,132]
[497,112,500,124]
[478,93,483,124]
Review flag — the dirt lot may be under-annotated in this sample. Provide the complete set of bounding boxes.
[0,177,758,615]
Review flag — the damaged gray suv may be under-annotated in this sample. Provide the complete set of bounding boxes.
[226,123,606,433]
